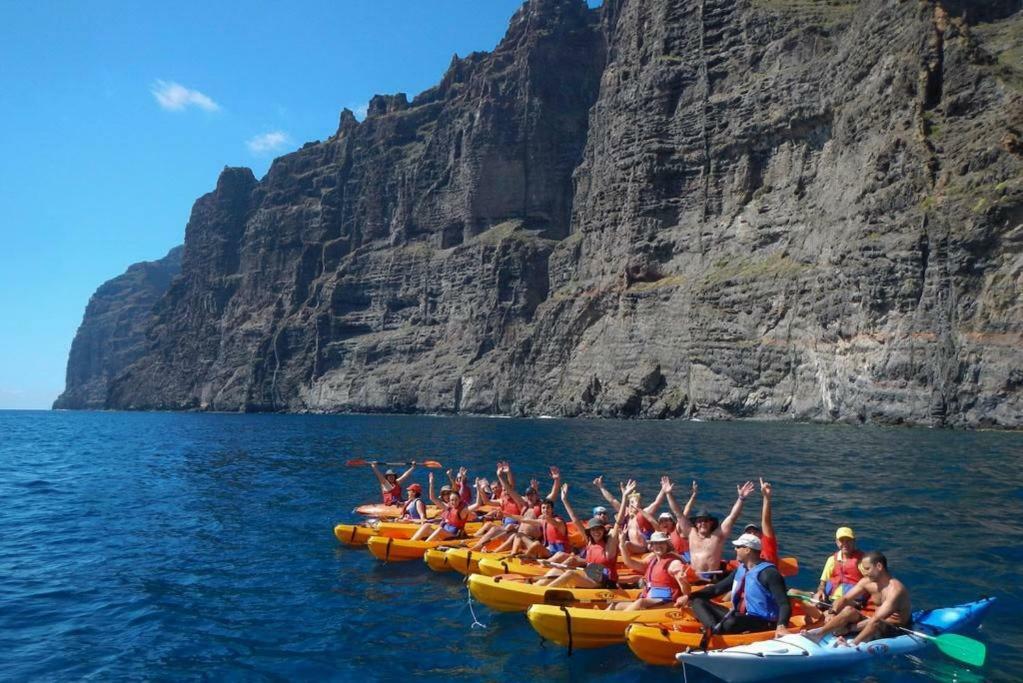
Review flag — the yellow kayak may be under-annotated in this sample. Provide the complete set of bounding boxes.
[442,547,511,575]
[476,556,640,583]
[468,573,641,613]
[423,547,453,572]
[335,521,483,547]
[625,614,808,666]
[526,603,700,650]
[366,535,466,562]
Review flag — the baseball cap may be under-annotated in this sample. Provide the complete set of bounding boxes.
[744,523,763,533]
[836,527,856,540]
[732,533,762,550]
[384,469,396,476]
[593,506,608,515]
[586,517,606,530]
[658,512,675,520]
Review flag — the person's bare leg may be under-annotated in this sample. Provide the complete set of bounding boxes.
[803,606,861,643]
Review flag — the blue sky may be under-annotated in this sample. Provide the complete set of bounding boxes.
[0,0,603,409]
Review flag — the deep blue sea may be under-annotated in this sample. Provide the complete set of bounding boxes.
[1,410,1020,682]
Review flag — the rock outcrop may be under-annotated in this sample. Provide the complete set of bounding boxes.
[62,0,1023,428]
[53,246,182,409]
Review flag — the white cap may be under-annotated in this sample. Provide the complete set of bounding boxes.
[732,533,762,550]
[658,512,675,520]
[649,531,671,544]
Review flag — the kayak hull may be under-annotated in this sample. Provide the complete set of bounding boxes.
[676,597,996,683]
[526,603,699,649]
[625,616,808,666]
[334,521,483,547]
[468,573,641,613]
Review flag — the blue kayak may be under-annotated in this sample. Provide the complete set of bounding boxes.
[676,596,995,682]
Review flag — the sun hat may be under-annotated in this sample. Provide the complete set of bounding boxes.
[585,517,607,530]
[649,531,671,544]
[732,533,762,550]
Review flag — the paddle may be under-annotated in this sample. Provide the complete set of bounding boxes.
[786,592,987,668]
[345,459,443,468]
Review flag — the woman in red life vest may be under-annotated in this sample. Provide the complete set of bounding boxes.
[369,461,416,505]
[397,483,426,522]
[466,461,548,550]
[609,481,689,611]
[493,466,561,556]
[533,482,629,588]
[410,472,475,541]
[518,497,570,559]
[592,475,667,554]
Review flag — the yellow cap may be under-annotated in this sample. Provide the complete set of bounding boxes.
[835,526,856,540]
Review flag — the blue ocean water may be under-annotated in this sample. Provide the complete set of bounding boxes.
[0,410,1019,682]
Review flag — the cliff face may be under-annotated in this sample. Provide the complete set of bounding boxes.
[53,246,182,409]
[66,0,1023,428]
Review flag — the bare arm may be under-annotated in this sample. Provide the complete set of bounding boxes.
[369,462,391,489]
[681,480,698,520]
[664,478,694,535]
[559,484,583,530]
[546,466,561,502]
[592,475,621,508]
[503,461,517,490]
[643,485,667,515]
[617,532,648,572]
[720,481,755,536]
[396,463,416,484]
[760,478,775,538]
[427,473,444,508]
[830,578,869,614]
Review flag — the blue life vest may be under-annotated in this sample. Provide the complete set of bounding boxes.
[731,561,780,621]
[403,498,422,520]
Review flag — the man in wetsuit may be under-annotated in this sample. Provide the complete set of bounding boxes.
[803,551,912,646]
[677,533,792,646]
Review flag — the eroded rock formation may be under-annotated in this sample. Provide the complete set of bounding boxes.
[60,0,1023,428]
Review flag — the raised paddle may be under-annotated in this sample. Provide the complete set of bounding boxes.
[787,592,987,668]
[345,458,443,468]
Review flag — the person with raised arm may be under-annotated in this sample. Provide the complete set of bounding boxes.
[409,472,475,541]
[592,475,664,553]
[739,478,780,564]
[502,467,561,555]
[533,482,629,587]
[657,476,701,557]
[803,551,911,645]
[607,481,689,611]
[369,461,417,506]
[670,478,756,581]
[445,466,472,504]
[519,496,570,559]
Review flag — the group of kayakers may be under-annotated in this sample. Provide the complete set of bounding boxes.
[362,460,910,647]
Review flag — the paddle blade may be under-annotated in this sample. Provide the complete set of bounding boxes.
[421,460,443,468]
[345,459,368,467]
[935,633,987,668]
[778,556,799,577]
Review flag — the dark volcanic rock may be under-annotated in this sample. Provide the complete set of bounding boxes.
[53,246,182,409]
[66,0,1023,428]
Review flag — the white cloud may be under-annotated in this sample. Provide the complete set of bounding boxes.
[246,130,291,154]
[151,80,220,112]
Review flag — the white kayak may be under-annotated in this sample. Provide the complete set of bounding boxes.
[676,596,995,683]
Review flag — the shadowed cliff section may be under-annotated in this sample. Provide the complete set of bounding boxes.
[62,0,1023,427]
[53,246,183,409]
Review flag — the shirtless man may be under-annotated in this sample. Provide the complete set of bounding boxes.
[803,551,912,646]
[664,477,755,578]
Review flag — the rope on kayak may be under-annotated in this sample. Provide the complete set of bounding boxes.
[466,584,487,630]
[384,537,393,563]
[559,605,574,656]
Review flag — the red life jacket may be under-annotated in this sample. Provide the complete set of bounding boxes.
[543,517,568,545]
[584,540,618,582]
[383,482,402,505]
[829,549,865,594]
[501,494,521,516]
[443,502,466,529]
[458,479,471,504]
[643,553,683,600]
[669,529,689,555]
[634,513,654,535]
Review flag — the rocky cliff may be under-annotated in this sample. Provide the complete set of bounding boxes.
[53,246,182,409]
[62,0,1023,428]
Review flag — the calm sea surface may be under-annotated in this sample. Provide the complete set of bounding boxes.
[1,410,1020,681]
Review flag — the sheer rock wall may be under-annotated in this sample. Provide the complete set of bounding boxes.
[62,0,1023,427]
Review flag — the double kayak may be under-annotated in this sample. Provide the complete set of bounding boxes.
[527,597,806,651]
[625,615,808,666]
[334,520,484,547]
[676,596,995,682]
[468,573,642,612]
